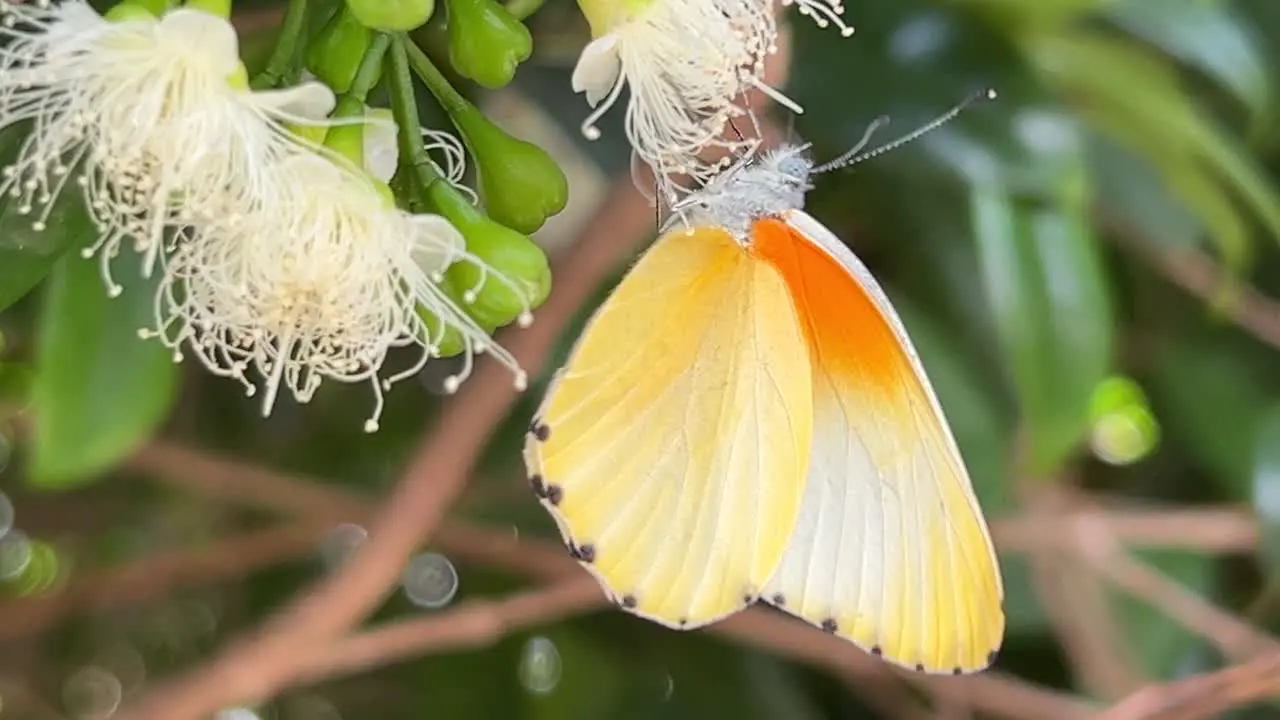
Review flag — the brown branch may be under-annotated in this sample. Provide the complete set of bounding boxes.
[293,576,604,685]
[992,505,1258,554]
[1072,514,1280,662]
[715,609,1097,720]
[132,438,1264,556]
[1097,650,1280,720]
[1110,217,1280,352]
[122,173,660,720]
[1018,485,1146,699]
[0,523,326,642]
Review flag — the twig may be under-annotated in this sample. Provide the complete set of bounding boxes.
[716,608,1097,720]
[1072,514,1280,662]
[0,523,327,642]
[292,576,604,685]
[1110,217,1280,352]
[1019,484,1146,699]
[993,505,1258,554]
[1097,649,1280,720]
[131,439,1263,556]
[122,173,660,720]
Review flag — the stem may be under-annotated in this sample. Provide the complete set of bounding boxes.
[250,0,309,90]
[332,32,392,117]
[401,37,470,118]
[324,33,392,168]
[388,35,444,192]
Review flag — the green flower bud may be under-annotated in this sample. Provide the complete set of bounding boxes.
[323,123,367,171]
[184,0,231,19]
[417,305,468,358]
[306,6,374,94]
[345,0,436,31]
[444,0,532,89]
[449,101,567,234]
[576,0,650,37]
[428,182,551,327]
[415,274,499,359]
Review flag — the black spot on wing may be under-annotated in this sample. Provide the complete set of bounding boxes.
[530,419,551,442]
[545,484,563,505]
[820,618,837,633]
[570,543,596,563]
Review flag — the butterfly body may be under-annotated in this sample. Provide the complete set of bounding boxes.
[524,143,1005,674]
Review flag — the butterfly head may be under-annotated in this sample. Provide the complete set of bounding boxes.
[665,143,816,238]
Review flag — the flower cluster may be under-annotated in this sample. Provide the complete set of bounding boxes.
[570,0,854,198]
[1,0,533,431]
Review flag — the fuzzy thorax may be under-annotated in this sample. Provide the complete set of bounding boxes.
[666,143,814,239]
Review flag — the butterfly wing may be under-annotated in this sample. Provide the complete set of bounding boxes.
[751,212,1005,674]
[524,225,813,629]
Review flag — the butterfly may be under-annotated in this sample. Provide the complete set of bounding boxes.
[523,91,1005,675]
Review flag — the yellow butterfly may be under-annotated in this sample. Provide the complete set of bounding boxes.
[523,97,1005,675]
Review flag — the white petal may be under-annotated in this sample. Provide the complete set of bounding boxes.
[254,81,337,120]
[364,108,400,183]
[156,8,240,76]
[571,34,622,108]
[409,215,465,275]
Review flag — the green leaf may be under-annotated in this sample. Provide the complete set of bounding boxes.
[1031,31,1280,268]
[1113,549,1215,678]
[28,253,178,489]
[0,124,88,313]
[1251,405,1280,572]
[1105,0,1269,115]
[1149,331,1277,495]
[969,180,1113,475]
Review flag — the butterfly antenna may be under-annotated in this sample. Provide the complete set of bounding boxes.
[813,88,998,175]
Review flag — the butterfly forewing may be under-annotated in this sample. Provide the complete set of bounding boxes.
[524,224,814,629]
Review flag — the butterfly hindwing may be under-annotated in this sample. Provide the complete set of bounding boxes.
[751,213,1005,674]
[525,225,814,629]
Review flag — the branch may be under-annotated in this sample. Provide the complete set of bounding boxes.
[1097,650,1280,720]
[1072,514,1280,662]
[293,576,604,685]
[0,523,326,642]
[122,172,661,720]
[1017,484,1146,699]
[1109,216,1280,352]
[715,609,1097,720]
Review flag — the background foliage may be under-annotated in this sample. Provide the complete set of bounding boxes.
[2,0,1280,717]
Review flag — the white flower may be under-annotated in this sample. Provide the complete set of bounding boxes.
[0,0,336,291]
[145,149,530,433]
[571,0,852,191]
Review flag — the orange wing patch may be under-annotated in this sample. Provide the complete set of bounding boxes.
[752,215,1004,674]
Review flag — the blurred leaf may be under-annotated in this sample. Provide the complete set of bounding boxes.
[1252,405,1280,571]
[1031,31,1280,269]
[29,254,178,489]
[1113,549,1214,678]
[970,180,1113,475]
[1150,331,1278,496]
[1091,132,1242,255]
[0,124,88,313]
[1105,0,1269,115]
